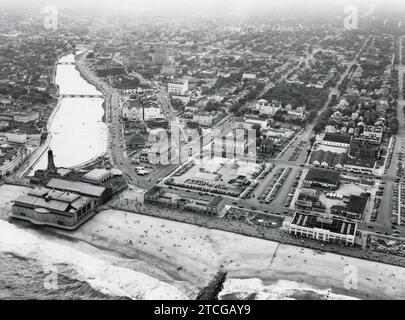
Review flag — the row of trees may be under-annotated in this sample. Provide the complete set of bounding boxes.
[262,82,328,112]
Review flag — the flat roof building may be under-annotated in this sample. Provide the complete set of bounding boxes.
[343,157,376,175]
[168,80,188,96]
[289,212,357,245]
[144,186,225,216]
[349,138,380,160]
[82,168,113,184]
[46,178,111,204]
[331,193,370,220]
[322,133,352,147]
[304,168,340,190]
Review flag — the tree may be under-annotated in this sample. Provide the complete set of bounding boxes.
[230,102,241,114]
[171,98,183,109]
[252,124,262,138]
[205,101,219,112]
[313,120,327,134]
[389,118,399,135]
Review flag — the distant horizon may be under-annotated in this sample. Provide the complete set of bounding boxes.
[2,0,405,18]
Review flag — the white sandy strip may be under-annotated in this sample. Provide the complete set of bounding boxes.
[72,209,405,299]
[1,185,405,299]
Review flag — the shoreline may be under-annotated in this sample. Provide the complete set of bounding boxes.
[75,52,113,165]
[25,52,108,174]
[107,198,405,269]
[38,208,405,300]
[75,52,110,117]
[18,52,68,177]
[1,184,404,300]
[20,96,63,176]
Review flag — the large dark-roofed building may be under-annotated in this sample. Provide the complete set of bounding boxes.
[309,150,347,169]
[331,193,370,219]
[322,133,352,147]
[349,138,380,160]
[46,178,111,204]
[304,168,340,190]
[289,212,357,244]
[343,157,376,175]
[10,187,96,230]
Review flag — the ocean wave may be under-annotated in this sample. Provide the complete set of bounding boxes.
[220,278,358,300]
[0,220,188,300]
[0,252,114,300]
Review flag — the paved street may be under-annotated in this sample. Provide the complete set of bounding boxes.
[375,36,405,234]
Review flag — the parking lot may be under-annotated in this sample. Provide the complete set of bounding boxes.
[164,156,262,197]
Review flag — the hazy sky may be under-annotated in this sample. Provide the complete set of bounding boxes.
[2,0,405,16]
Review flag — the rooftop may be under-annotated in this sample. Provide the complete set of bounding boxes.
[305,168,340,185]
[291,212,357,236]
[208,196,224,208]
[346,157,376,168]
[82,168,112,182]
[14,187,91,215]
[350,138,380,149]
[309,150,347,167]
[347,193,370,214]
[47,178,106,198]
[323,132,352,145]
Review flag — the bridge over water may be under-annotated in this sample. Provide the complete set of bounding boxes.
[61,94,104,98]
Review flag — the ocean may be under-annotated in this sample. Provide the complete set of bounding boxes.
[0,252,117,300]
[0,251,356,300]
[0,220,357,300]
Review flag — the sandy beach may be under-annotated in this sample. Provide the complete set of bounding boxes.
[1,184,405,299]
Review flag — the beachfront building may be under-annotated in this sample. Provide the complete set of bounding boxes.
[11,187,96,230]
[46,178,111,205]
[144,186,225,216]
[289,212,357,245]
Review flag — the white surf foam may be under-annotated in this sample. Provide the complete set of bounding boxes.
[0,220,188,300]
[220,278,358,300]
